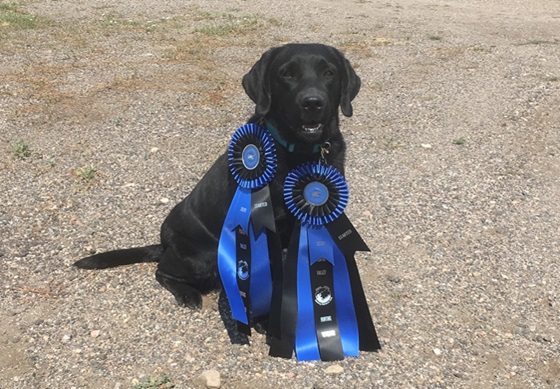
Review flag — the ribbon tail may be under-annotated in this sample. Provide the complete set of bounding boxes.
[266,231,283,339]
[249,223,273,318]
[218,188,251,324]
[333,243,360,357]
[326,213,370,257]
[326,214,381,351]
[269,225,300,359]
[251,185,276,234]
[326,212,380,352]
[295,224,321,361]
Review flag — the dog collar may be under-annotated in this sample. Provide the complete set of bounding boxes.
[264,119,324,154]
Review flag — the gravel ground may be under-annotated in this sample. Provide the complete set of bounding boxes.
[1,0,559,388]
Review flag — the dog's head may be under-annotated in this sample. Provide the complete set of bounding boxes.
[242,43,360,145]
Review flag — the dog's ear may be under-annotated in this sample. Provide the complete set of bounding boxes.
[242,47,277,116]
[333,49,361,117]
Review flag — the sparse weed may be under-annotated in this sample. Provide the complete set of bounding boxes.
[385,138,405,149]
[195,23,237,36]
[76,164,97,181]
[12,139,32,159]
[131,374,174,389]
[194,15,265,37]
[521,39,558,46]
[453,137,466,145]
[99,12,137,28]
[0,3,49,30]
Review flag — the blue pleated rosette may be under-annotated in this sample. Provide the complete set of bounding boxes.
[228,123,276,189]
[219,123,277,332]
[284,162,349,226]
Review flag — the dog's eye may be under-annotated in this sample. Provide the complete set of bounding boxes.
[281,70,293,79]
[324,69,335,78]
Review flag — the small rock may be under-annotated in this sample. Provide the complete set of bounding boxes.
[453,372,466,379]
[160,197,170,204]
[387,275,402,284]
[535,334,552,343]
[324,364,344,374]
[421,143,432,149]
[433,348,442,356]
[195,370,221,388]
[150,147,159,153]
[90,330,101,338]
[62,334,72,342]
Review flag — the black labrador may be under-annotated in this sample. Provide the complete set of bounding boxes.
[75,43,361,312]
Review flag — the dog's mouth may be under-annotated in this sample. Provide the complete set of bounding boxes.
[301,123,323,134]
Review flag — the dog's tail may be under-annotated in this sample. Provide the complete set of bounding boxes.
[73,245,163,269]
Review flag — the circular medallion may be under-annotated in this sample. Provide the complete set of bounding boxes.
[242,144,260,170]
[228,123,277,189]
[303,182,329,206]
[284,162,349,226]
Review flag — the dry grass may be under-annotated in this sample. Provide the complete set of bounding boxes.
[1,8,284,127]
[0,2,51,30]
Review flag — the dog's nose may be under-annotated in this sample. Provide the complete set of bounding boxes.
[301,95,325,112]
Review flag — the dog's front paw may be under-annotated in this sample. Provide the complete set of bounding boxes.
[175,290,203,310]
[156,270,203,310]
[254,319,268,334]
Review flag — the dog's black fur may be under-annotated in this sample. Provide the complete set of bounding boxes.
[75,43,361,311]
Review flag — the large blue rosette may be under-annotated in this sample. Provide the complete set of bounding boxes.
[218,123,276,333]
[269,162,381,361]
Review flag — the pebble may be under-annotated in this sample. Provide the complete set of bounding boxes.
[433,348,442,356]
[90,330,101,338]
[324,364,344,374]
[534,334,552,343]
[160,197,170,204]
[195,369,221,388]
[387,275,402,284]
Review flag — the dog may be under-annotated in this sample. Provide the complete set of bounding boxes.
[75,43,361,313]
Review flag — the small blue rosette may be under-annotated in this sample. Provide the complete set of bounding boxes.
[218,123,277,332]
[269,162,381,361]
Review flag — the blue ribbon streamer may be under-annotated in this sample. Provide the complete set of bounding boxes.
[249,225,272,317]
[218,186,273,324]
[332,240,359,357]
[295,224,321,361]
[218,187,251,324]
[294,224,360,361]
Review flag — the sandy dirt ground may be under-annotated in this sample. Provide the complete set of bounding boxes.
[1,0,559,388]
